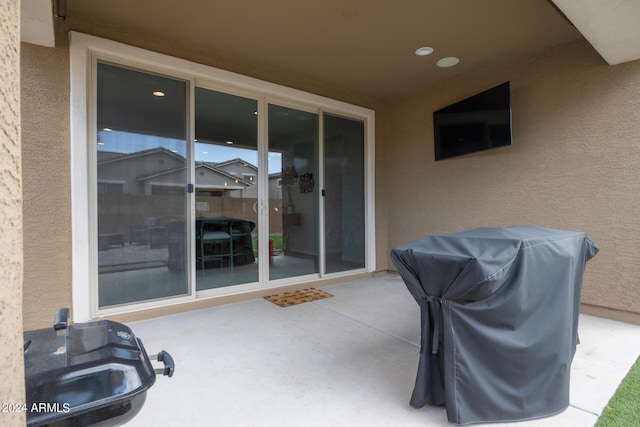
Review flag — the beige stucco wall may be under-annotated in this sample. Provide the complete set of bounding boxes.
[385,39,640,323]
[21,43,71,331]
[0,0,25,422]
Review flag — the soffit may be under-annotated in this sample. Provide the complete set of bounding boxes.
[23,1,640,101]
[552,0,640,65]
[61,0,581,101]
[21,0,55,47]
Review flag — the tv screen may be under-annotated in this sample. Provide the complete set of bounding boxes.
[433,81,512,161]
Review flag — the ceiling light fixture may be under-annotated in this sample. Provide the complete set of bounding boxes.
[102,127,112,132]
[152,91,165,97]
[415,46,434,56]
[437,57,460,68]
[226,141,234,145]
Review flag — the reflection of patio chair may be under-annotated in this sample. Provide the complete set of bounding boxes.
[129,217,161,245]
[197,221,233,271]
[230,221,252,264]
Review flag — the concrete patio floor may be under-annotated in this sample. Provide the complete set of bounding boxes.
[129,274,640,426]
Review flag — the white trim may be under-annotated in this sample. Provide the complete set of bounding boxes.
[257,97,269,286]
[318,112,326,277]
[366,112,377,272]
[70,32,375,322]
[186,76,197,302]
[69,34,92,322]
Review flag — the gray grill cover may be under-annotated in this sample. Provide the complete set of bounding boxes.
[390,226,599,425]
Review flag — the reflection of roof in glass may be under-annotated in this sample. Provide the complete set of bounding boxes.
[195,163,253,186]
[205,157,258,171]
[98,148,256,186]
[97,147,185,164]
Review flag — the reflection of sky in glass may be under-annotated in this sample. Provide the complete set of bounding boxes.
[98,130,281,173]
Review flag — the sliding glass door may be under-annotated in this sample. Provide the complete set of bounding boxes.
[268,104,320,280]
[96,62,189,308]
[93,62,367,311]
[323,114,366,274]
[194,87,259,290]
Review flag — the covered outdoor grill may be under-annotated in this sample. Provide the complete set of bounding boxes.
[24,309,174,427]
[391,226,599,425]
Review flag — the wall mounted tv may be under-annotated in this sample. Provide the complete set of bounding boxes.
[433,81,512,161]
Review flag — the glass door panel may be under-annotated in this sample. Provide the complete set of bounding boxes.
[268,104,319,280]
[323,114,366,273]
[96,63,189,308]
[194,88,259,290]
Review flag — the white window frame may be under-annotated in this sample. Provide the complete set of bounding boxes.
[70,32,375,322]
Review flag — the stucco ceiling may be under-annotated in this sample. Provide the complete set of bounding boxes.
[22,0,640,101]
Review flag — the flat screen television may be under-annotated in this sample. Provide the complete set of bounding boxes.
[433,81,512,161]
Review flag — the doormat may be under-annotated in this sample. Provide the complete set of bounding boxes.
[264,288,333,307]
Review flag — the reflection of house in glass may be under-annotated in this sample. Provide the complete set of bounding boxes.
[97,147,265,244]
[97,148,258,197]
[195,158,257,198]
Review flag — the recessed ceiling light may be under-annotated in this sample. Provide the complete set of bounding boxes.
[437,57,460,68]
[153,91,165,97]
[415,46,434,56]
[226,141,234,145]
